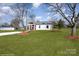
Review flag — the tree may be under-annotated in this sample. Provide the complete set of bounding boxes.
[52,20,58,28]
[48,3,79,36]
[58,19,65,29]
[1,23,10,27]
[29,14,36,24]
[11,3,28,30]
[11,18,20,30]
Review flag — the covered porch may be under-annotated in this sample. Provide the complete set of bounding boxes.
[27,23,36,31]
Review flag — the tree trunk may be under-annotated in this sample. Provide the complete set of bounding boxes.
[71,23,77,36]
[21,20,26,31]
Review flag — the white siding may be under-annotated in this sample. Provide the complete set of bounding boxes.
[36,25,52,30]
[0,27,15,30]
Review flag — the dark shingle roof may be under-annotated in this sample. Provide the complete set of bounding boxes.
[28,21,53,25]
[36,21,52,25]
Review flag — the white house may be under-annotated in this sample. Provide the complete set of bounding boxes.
[27,21,53,30]
[0,27,15,30]
[36,25,52,30]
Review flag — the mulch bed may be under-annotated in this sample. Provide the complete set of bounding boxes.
[19,31,29,36]
[65,36,79,40]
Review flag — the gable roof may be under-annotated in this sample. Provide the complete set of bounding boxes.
[28,21,53,25]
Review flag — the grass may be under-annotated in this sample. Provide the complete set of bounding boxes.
[0,29,79,55]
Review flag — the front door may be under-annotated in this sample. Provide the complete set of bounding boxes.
[30,24,35,30]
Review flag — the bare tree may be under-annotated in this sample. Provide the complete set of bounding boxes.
[11,3,28,30]
[11,18,20,30]
[48,3,79,36]
[29,14,36,23]
[58,19,65,29]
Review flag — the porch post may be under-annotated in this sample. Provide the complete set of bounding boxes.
[29,24,30,31]
[34,24,36,30]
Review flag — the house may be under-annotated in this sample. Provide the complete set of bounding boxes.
[27,21,53,30]
[0,27,15,30]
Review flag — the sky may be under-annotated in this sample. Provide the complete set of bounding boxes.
[0,3,79,26]
[0,3,57,25]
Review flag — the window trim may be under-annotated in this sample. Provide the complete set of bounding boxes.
[46,25,49,28]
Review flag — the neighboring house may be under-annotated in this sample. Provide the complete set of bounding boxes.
[27,21,53,30]
[0,27,15,30]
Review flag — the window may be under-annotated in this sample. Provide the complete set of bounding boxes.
[39,25,40,28]
[46,25,49,28]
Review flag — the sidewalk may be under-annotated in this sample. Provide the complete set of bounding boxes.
[0,31,22,36]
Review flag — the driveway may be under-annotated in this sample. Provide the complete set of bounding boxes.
[0,31,22,36]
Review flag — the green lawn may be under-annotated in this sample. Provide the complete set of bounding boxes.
[0,29,79,56]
